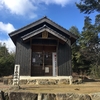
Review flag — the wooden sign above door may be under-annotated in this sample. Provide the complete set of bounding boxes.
[42,31,48,39]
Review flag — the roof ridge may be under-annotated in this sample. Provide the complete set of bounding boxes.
[9,16,47,35]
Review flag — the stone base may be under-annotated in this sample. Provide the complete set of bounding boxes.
[10,85,20,90]
[20,79,69,85]
[19,76,72,85]
[0,91,4,100]
[3,76,73,85]
[3,92,100,100]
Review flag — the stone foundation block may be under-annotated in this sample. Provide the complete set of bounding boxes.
[19,80,27,85]
[0,91,4,100]
[9,92,38,100]
[3,79,8,85]
[90,93,100,100]
[56,93,91,100]
[48,79,57,85]
[27,79,36,84]
[58,79,69,84]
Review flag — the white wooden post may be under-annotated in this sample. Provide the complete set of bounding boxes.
[13,64,20,85]
[52,52,57,76]
[69,76,72,85]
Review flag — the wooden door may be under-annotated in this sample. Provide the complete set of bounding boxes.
[31,45,56,76]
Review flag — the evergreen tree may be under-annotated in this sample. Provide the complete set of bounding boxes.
[0,43,15,76]
[69,26,81,73]
[76,0,100,14]
[76,0,100,77]
[79,16,100,77]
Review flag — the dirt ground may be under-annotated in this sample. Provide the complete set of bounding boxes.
[0,82,100,94]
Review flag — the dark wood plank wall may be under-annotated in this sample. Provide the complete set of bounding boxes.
[15,38,72,76]
[67,40,72,75]
[57,40,72,76]
[15,39,31,76]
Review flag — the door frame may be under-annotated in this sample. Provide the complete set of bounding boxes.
[31,45,57,76]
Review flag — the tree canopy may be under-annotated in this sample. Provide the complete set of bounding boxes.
[76,0,100,14]
[0,43,15,77]
[71,0,100,77]
[70,16,100,76]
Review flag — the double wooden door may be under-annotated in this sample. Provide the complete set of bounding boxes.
[31,45,56,76]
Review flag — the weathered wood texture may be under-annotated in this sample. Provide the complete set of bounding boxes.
[32,39,57,46]
[57,41,72,76]
[15,39,31,76]
[9,17,77,77]
[31,45,56,76]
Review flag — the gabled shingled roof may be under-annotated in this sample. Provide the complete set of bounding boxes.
[21,25,68,42]
[9,16,77,45]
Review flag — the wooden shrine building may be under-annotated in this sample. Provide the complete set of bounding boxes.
[9,16,77,77]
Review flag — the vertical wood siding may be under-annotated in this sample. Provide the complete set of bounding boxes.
[15,39,31,76]
[58,40,71,76]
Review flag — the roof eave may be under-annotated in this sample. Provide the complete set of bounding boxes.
[21,26,68,43]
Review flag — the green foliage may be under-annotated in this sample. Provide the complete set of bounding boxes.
[70,26,91,74]
[69,26,81,73]
[76,0,100,14]
[75,0,100,78]
[0,43,15,77]
[80,16,99,74]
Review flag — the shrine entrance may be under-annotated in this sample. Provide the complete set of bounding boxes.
[31,45,56,76]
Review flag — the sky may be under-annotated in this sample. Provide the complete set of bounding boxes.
[0,0,97,52]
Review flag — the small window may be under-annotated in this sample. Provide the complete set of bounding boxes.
[32,52,43,66]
